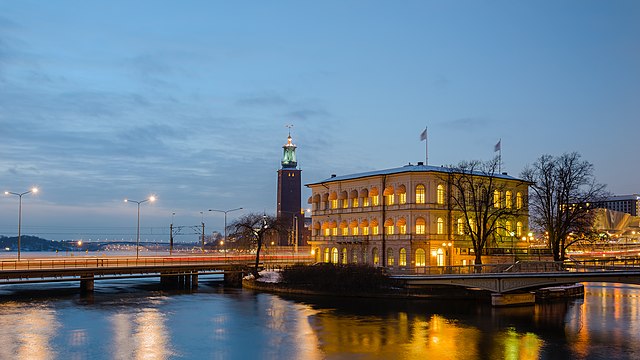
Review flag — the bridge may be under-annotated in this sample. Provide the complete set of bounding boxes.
[0,254,314,292]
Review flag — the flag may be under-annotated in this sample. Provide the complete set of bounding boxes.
[420,128,427,141]
[494,139,501,152]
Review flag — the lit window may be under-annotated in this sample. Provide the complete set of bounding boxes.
[324,248,330,262]
[331,248,339,263]
[516,222,523,237]
[372,248,379,266]
[415,249,426,267]
[470,218,477,233]
[415,217,426,235]
[399,223,406,234]
[506,221,512,235]
[341,227,348,236]
[437,217,444,235]
[385,219,394,235]
[493,190,501,208]
[363,197,370,207]
[352,198,359,208]
[385,194,395,205]
[437,185,445,204]
[516,192,523,209]
[457,218,465,235]
[352,250,358,263]
[387,248,395,266]
[330,199,338,209]
[372,224,379,235]
[331,227,337,236]
[399,248,407,266]
[362,226,369,236]
[371,195,379,206]
[416,185,426,204]
[324,228,330,236]
[505,191,512,208]
[399,192,406,204]
[342,199,348,208]
[341,248,348,264]
[352,226,359,236]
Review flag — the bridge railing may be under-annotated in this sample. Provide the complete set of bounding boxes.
[0,254,314,272]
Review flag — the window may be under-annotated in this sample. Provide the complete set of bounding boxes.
[399,248,407,266]
[331,227,337,236]
[363,197,370,207]
[331,248,339,263]
[352,250,358,263]
[324,228,330,236]
[363,225,369,236]
[372,225,379,235]
[437,217,444,235]
[352,226,359,236]
[384,219,394,235]
[437,185,445,204]
[398,219,407,235]
[415,249,426,267]
[399,192,406,204]
[371,195,379,206]
[314,248,321,262]
[323,248,330,262]
[385,193,395,205]
[457,218,465,235]
[341,227,348,236]
[416,184,426,204]
[436,248,444,266]
[372,248,379,266]
[516,221,523,237]
[330,199,338,209]
[494,190,501,208]
[469,218,477,233]
[415,217,426,235]
[505,221,512,235]
[387,248,395,266]
[505,191,512,208]
[342,199,348,208]
[341,248,348,264]
[352,198,359,208]
[516,192,523,209]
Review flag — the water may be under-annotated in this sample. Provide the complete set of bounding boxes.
[0,279,638,360]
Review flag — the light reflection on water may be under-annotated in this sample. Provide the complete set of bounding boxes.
[0,280,638,359]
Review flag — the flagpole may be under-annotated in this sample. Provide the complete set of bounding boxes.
[498,138,502,173]
[425,126,428,165]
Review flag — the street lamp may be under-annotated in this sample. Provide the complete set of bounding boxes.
[4,187,38,261]
[125,196,156,259]
[208,207,243,254]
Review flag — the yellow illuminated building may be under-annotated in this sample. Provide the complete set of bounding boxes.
[306,163,529,270]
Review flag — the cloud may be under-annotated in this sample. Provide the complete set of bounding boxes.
[440,117,492,129]
[285,109,330,121]
[236,93,290,107]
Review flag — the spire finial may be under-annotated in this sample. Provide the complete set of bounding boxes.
[285,124,293,137]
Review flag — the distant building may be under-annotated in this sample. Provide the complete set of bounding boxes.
[306,163,529,269]
[596,194,640,216]
[276,132,305,246]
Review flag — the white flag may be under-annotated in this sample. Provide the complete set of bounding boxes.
[494,140,501,152]
[420,128,427,141]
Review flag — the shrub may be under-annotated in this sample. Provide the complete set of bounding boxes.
[281,263,393,294]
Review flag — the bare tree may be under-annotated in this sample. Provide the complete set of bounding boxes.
[521,152,607,261]
[229,213,282,277]
[443,158,526,268]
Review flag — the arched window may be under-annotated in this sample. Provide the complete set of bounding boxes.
[397,185,407,205]
[437,185,445,205]
[384,186,395,206]
[350,220,359,236]
[415,248,426,267]
[372,247,379,266]
[352,249,359,264]
[516,221,523,237]
[399,248,407,266]
[516,192,523,209]
[314,248,321,262]
[330,192,338,209]
[340,221,348,236]
[505,191,512,208]
[437,217,444,235]
[341,248,348,264]
[505,221,512,235]
[436,248,444,266]
[323,248,330,263]
[387,248,395,266]
[415,217,426,235]
[397,218,407,235]
[331,247,339,263]
[416,184,426,204]
[361,219,370,236]
[457,218,465,235]
[493,190,501,208]
[370,187,379,206]
[384,218,395,235]
[371,219,379,235]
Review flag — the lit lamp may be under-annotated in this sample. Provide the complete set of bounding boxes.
[208,207,243,257]
[125,195,156,259]
[4,187,38,261]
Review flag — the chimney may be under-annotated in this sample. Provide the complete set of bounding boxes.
[417,161,424,166]
[331,174,336,178]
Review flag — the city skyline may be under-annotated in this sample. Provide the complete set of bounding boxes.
[1,1,639,241]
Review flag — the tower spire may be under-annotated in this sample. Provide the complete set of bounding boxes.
[281,125,297,169]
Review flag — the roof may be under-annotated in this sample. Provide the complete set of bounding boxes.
[306,163,523,187]
[603,194,640,202]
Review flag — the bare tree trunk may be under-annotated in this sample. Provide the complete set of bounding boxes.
[253,236,262,277]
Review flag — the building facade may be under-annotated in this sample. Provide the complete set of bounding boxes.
[276,133,304,246]
[306,163,529,270]
[596,194,640,216]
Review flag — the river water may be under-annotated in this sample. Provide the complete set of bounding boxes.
[0,278,638,360]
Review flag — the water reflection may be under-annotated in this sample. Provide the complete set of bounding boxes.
[0,302,59,359]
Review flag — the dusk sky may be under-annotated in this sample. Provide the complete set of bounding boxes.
[1,1,638,242]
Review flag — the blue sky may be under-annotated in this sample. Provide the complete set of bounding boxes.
[1,1,638,242]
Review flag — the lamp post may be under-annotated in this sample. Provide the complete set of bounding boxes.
[208,207,243,255]
[4,187,38,261]
[125,196,156,259]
